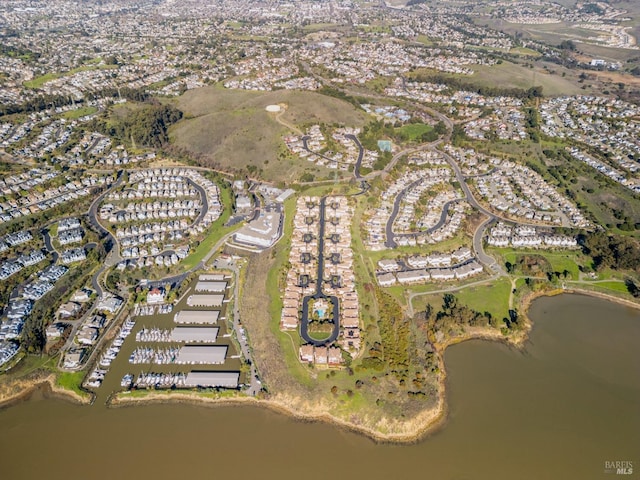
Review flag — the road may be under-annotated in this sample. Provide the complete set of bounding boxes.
[384,178,424,248]
[301,135,354,168]
[344,134,364,180]
[299,197,341,346]
[41,228,59,264]
[473,216,501,273]
[187,178,209,226]
[386,196,462,248]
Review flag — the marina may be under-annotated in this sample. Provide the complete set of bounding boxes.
[132,371,188,388]
[80,275,242,399]
[85,317,136,388]
[135,326,219,343]
[0,295,638,480]
[129,345,231,365]
[134,304,173,317]
[173,310,220,325]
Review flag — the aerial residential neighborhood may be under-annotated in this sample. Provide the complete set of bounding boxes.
[0,0,639,477]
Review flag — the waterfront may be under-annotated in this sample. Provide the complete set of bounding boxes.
[0,294,638,480]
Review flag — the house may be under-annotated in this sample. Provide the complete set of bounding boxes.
[71,289,91,303]
[61,248,86,264]
[147,287,165,304]
[314,346,328,365]
[58,217,81,232]
[397,269,429,284]
[77,326,99,345]
[377,272,396,287]
[63,348,85,368]
[430,268,456,281]
[46,323,65,340]
[97,295,123,314]
[299,344,314,363]
[327,346,342,366]
[378,259,400,272]
[58,227,84,246]
[57,302,81,318]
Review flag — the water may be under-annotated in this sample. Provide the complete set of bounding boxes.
[0,294,638,480]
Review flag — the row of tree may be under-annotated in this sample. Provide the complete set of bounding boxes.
[410,72,544,100]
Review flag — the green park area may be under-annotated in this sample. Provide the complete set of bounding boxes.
[395,123,435,142]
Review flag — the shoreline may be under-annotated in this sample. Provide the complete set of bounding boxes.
[0,373,92,410]
[106,287,639,443]
[108,386,448,445]
[1,288,638,443]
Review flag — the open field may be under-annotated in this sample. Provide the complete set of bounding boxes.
[492,248,585,280]
[469,62,586,96]
[480,19,640,64]
[55,371,87,396]
[453,276,512,319]
[396,123,433,142]
[59,106,98,120]
[408,276,512,324]
[170,86,370,182]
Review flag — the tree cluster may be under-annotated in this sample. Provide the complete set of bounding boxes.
[580,232,640,272]
[93,103,183,148]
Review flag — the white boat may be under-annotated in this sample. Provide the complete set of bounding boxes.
[121,374,133,387]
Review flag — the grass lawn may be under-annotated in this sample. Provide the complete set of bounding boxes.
[410,276,512,320]
[180,184,239,271]
[469,62,585,96]
[509,47,542,57]
[395,123,434,142]
[415,35,435,46]
[308,330,332,341]
[493,248,584,280]
[265,195,315,387]
[576,280,630,294]
[591,281,629,293]
[24,72,60,89]
[56,371,87,396]
[454,276,512,319]
[60,106,98,120]
[302,23,341,32]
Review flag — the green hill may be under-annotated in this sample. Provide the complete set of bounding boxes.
[169,86,370,183]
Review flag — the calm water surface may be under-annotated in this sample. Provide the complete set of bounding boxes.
[0,294,638,480]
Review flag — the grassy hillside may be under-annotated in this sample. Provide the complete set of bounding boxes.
[169,86,370,183]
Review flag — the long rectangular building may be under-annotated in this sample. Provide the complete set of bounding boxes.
[199,274,226,281]
[184,371,240,388]
[170,327,219,343]
[174,310,220,325]
[186,294,224,307]
[194,281,227,293]
[176,345,228,364]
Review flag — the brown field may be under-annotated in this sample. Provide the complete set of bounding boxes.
[470,61,586,96]
[481,18,640,64]
[169,86,369,182]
